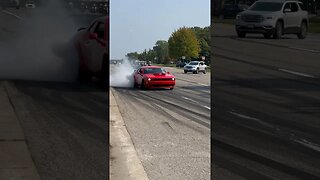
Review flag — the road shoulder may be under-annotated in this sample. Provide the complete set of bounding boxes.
[109,87,149,180]
[0,81,40,180]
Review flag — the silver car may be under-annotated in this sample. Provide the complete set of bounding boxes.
[235,0,308,39]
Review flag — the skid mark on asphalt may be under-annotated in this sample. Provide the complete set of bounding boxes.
[229,111,273,128]
[1,10,24,20]
[278,69,315,78]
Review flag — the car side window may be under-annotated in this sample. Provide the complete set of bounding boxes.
[94,22,105,39]
[283,3,291,12]
[290,3,298,12]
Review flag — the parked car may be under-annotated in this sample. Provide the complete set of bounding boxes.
[133,66,175,90]
[176,61,187,67]
[184,61,207,74]
[235,0,309,39]
[73,16,109,83]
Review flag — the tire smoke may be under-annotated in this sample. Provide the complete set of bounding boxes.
[0,0,87,82]
[110,58,135,88]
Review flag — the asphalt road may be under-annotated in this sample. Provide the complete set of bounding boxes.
[111,67,211,179]
[213,23,320,179]
[1,5,107,180]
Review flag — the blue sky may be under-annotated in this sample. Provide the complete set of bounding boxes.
[110,0,210,59]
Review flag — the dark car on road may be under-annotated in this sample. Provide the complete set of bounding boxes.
[73,16,109,82]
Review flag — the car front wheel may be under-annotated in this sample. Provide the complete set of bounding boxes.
[297,22,307,39]
[203,69,206,74]
[237,30,246,38]
[273,21,283,39]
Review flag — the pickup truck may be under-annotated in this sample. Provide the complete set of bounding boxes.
[184,61,207,74]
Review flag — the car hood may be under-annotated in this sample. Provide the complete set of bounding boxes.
[239,10,280,17]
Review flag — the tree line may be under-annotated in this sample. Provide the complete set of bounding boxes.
[126,26,210,64]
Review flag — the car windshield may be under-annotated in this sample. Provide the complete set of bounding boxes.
[144,68,166,74]
[189,62,199,65]
[249,2,283,11]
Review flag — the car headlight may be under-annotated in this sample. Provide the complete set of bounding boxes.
[236,14,241,20]
[148,78,151,81]
[172,78,175,81]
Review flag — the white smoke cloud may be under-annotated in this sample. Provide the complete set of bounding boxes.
[110,58,135,88]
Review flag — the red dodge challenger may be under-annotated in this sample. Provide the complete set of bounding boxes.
[133,66,176,90]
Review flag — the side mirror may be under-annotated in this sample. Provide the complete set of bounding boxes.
[89,33,98,39]
[77,27,86,31]
[284,8,291,13]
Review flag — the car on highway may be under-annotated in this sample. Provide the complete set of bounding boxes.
[184,61,207,74]
[133,66,175,90]
[235,0,309,39]
[25,1,35,8]
[73,16,109,83]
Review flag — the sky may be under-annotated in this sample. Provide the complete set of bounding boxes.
[110,0,210,59]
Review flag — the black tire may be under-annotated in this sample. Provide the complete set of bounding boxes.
[273,21,283,39]
[237,31,246,38]
[184,70,187,74]
[169,87,174,90]
[264,33,272,39]
[297,21,307,39]
[203,69,206,74]
[141,80,145,90]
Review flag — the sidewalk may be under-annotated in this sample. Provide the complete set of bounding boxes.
[109,88,149,180]
[0,81,40,180]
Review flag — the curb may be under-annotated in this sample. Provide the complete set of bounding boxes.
[109,88,149,180]
[0,81,41,180]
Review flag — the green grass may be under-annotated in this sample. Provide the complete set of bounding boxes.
[309,16,320,34]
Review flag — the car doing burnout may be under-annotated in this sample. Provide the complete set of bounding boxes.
[74,16,109,82]
[133,66,175,90]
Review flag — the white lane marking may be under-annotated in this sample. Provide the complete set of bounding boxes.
[229,111,273,128]
[294,138,320,153]
[1,10,24,20]
[278,69,315,78]
[203,106,211,110]
[198,83,209,86]
[182,96,198,103]
[289,47,320,53]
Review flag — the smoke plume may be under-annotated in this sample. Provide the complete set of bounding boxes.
[110,58,135,88]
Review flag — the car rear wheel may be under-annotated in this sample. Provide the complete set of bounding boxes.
[203,69,206,74]
[237,31,246,38]
[297,22,307,39]
[184,70,187,74]
[273,21,283,39]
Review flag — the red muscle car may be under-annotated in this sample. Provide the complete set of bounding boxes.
[133,66,175,90]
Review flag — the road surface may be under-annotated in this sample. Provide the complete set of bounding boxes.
[213,23,320,179]
[111,66,211,179]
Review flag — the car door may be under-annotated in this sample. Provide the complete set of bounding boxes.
[79,21,98,70]
[88,21,106,74]
[283,3,295,30]
[290,2,302,29]
[136,68,144,85]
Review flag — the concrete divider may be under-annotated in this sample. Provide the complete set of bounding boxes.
[109,88,149,180]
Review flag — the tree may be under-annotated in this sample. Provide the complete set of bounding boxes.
[191,26,211,57]
[126,52,139,60]
[153,40,169,64]
[146,49,157,63]
[168,27,200,60]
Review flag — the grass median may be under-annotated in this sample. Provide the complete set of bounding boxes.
[213,16,320,34]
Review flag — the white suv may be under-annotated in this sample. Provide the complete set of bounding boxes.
[235,0,309,39]
[184,61,207,74]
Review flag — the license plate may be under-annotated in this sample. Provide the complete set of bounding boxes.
[248,25,254,28]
